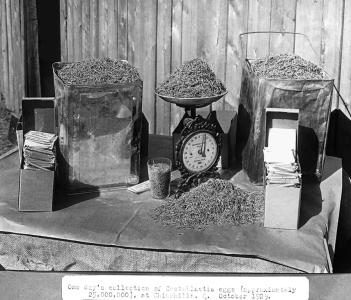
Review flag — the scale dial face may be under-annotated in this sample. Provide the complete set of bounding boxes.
[181,130,219,173]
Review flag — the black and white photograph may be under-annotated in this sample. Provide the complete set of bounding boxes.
[0,0,351,299]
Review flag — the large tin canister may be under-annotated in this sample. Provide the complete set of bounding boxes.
[236,32,334,183]
[53,62,144,191]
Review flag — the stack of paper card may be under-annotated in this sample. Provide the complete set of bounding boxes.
[23,131,58,171]
[263,127,300,186]
[265,162,300,186]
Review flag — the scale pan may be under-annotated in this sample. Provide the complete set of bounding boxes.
[155,91,228,108]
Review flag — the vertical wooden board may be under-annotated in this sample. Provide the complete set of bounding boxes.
[20,0,25,101]
[213,0,229,111]
[24,0,41,97]
[195,0,228,111]
[0,0,9,105]
[127,0,140,72]
[269,0,297,55]
[321,0,344,110]
[6,0,14,111]
[156,0,172,135]
[225,0,249,111]
[170,0,183,133]
[185,0,209,115]
[142,0,157,133]
[195,0,206,60]
[60,0,68,61]
[73,0,82,61]
[340,0,351,111]
[81,0,91,60]
[15,0,25,111]
[246,0,271,59]
[171,0,182,69]
[181,0,198,62]
[117,0,128,60]
[107,0,118,59]
[0,0,4,101]
[89,0,99,58]
[0,0,2,98]
[66,0,74,61]
[10,0,24,112]
[295,0,324,65]
[98,0,109,57]
[128,0,157,133]
[193,0,206,112]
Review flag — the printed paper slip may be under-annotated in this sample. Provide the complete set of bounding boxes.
[62,275,309,300]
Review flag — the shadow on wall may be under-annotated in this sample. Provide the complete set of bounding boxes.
[326,109,351,272]
[37,0,61,96]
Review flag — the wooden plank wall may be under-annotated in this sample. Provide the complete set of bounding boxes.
[0,0,25,113]
[0,0,40,113]
[1,0,350,126]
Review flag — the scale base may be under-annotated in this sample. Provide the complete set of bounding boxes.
[175,169,221,198]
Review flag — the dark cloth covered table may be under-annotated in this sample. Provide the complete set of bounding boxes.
[0,136,342,273]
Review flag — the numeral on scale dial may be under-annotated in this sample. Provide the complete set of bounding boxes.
[181,131,218,173]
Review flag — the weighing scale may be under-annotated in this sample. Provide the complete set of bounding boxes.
[156,91,227,195]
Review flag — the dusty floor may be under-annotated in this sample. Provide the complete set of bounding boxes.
[0,99,16,156]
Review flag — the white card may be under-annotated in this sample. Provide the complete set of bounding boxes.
[268,128,296,151]
[263,147,296,164]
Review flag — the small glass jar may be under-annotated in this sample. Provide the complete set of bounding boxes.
[147,157,172,199]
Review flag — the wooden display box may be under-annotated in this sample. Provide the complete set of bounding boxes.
[263,108,302,230]
[18,98,57,212]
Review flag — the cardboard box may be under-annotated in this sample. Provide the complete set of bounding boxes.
[263,108,302,230]
[264,185,301,229]
[18,98,56,212]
